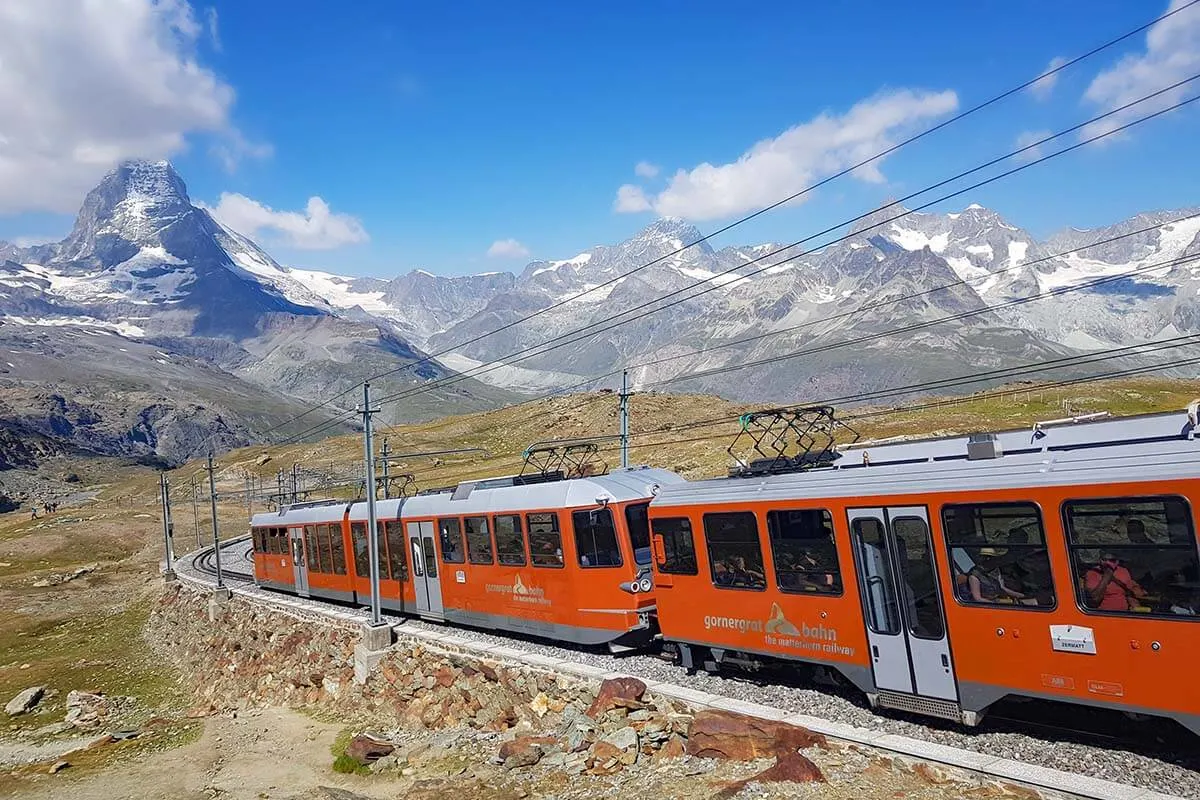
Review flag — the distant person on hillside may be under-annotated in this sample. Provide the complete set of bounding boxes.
[30,505,38,520]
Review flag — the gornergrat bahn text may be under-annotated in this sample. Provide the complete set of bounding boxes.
[248,405,1200,738]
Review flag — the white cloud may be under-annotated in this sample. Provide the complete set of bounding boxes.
[0,0,261,214]
[1029,56,1068,101]
[614,89,958,221]
[614,184,653,213]
[205,6,221,51]
[487,238,531,258]
[1014,130,1053,163]
[634,161,660,178]
[204,193,369,250]
[210,129,274,173]
[1082,0,1200,139]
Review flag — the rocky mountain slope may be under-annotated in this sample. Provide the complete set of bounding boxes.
[0,161,516,466]
[366,206,1200,401]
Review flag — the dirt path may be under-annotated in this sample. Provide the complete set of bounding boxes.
[5,709,390,800]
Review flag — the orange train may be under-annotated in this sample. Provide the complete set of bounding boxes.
[250,408,1200,736]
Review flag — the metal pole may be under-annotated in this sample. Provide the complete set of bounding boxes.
[360,382,382,626]
[206,452,224,589]
[381,437,390,500]
[164,474,175,567]
[190,476,200,550]
[291,463,298,504]
[619,369,630,469]
[159,474,174,576]
[245,471,252,517]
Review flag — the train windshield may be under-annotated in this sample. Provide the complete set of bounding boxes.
[625,502,652,566]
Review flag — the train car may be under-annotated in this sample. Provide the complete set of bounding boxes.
[648,408,1200,736]
[251,502,357,603]
[393,466,682,649]
[251,466,683,649]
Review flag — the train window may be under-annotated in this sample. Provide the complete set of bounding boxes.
[1063,496,1199,619]
[942,503,1055,610]
[703,512,766,591]
[385,521,407,581]
[853,517,901,635]
[651,517,697,575]
[494,515,526,566]
[573,508,622,568]
[438,518,465,564]
[527,513,564,568]
[767,509,842,595]
[423,536,438,578]
[465,516,493,564]
[269,528,284,555]
[625,503,652,567]
[891,517,945,640]
[328,525,347,575]
[374,523,389,580]
[251,528,263,553]
[305,526,324,572]
[351,522,370,578]
[314,525,330,572]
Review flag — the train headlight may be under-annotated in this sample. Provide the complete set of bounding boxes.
[638,577,653,593]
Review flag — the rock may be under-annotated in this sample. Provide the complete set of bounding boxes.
[715,747,825,799]
[499,735,553,769]
[656,734,687,760]
[5,686,45,716]
[565,729,590,753]
[31,579,51,588]
[529,693,551,718]
[64,691,110,728]
[369,754,399,773]
[345,734,395,764]
[585,677,646,718]
[49,760,69,774]
[255,455,271,466]
[686,710,825,761]
[597,725,639,765]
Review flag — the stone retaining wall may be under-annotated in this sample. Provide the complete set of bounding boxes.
[147,584,1066,797]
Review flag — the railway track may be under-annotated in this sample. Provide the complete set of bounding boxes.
[189,537,255,582]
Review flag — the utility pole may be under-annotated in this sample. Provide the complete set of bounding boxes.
[291,463,299,504]
[206,453,224,589]
[159,473,175,579]
[190,476,200,550]
[244,471,252,517]
[276,469,285,508]
[381,437,391,500]
[358,382,383,627]
[619,369,631,469]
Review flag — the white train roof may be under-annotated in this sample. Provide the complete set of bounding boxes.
[251,501,350,527]
[652,437,1200,508]
[387,466,683,520]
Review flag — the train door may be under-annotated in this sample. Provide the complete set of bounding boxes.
[290,527,310,597]
[848,506,957,701]
[408,521,443,620]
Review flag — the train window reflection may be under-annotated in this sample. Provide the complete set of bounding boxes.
[351,522,370,578]
[438,518,465,564]
[573,508,622,568]
[767,508,842,595]
[465,516,493,565]
[1064,496,1199,619]
[328,525,347,575]
[891,517,945,640]
[942,503,1055,610]
[527,513,564,568]
[384,521,407,581]
[703,512,766,591]
[652,517,697,575]
[494,515,527,566]
[625,503,652,566]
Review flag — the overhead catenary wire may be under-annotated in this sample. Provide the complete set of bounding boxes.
[357,81,1200,415]
[253,1,1200,443]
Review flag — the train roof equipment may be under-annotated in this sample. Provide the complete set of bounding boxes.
[726,405,861,477]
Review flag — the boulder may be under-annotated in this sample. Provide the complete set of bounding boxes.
[64,691,110,728]
[345,734,395,765]
[597,725,639,765]
[5,686,45,716]
[499,735,554,769]
[686,710,825,760]
[585,677,646,718]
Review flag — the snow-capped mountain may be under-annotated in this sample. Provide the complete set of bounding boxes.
[0,160,514,462]
[411,202,1200,401]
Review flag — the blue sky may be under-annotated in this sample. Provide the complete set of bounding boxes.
[1,0,1198,276]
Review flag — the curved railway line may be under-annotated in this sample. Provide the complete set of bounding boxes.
[189,536,255,582]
